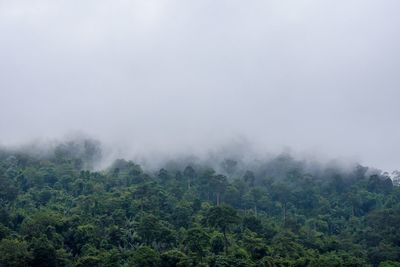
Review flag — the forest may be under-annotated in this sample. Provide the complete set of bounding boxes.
[0,140,399,267]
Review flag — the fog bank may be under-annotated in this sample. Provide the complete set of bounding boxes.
[1,0,399,172]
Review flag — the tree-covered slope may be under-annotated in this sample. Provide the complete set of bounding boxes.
[0,141,399,267]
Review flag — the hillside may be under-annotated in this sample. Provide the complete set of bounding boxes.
[0,142,399,267]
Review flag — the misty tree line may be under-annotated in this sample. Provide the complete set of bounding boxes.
[0,140,399,266]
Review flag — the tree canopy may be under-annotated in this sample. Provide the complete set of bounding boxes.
[0,141,399,266]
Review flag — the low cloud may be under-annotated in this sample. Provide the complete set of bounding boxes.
[0,0,399,172]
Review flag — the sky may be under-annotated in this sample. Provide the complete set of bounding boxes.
[0,0,399,171]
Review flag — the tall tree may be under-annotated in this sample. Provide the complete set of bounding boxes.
[206,205,239,254]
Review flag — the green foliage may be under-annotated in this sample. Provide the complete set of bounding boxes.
[0,146,399,266]
[210,232,225,254]
[160,249,188,267]
[0,239,32,267]
[129,246,160,267]
[183,227,210,258]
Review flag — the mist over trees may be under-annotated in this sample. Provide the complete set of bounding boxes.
[0,139,399,266]
[1,0,400,266]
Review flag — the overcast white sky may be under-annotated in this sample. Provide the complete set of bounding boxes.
[0,0,399,171]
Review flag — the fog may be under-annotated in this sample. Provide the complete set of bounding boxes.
[0,0,399,172]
